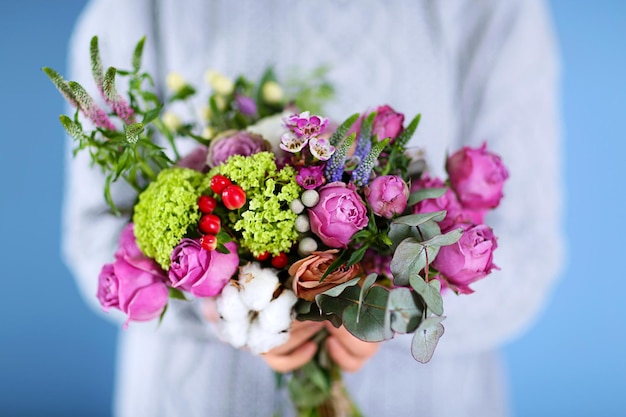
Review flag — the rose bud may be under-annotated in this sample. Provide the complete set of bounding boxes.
[446,143,509,210]
[432,223,498,294]
[308,182,368,248]
[365,175,409,219]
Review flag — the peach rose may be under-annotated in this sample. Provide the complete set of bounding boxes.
[289,250,362,301]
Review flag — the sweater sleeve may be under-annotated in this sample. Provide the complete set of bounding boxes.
[434,0,565,355]
[61,0,157,321]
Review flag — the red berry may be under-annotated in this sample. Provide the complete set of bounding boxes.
[210,175,232,195]
[255,251,270,261]
[197,195,217,213]
[199,214,221,235]
[221,185,247,210]
[271,252,288,269]
[200,234,217,251]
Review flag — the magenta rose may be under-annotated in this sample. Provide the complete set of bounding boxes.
[206,130,270,168]
[308,182,369,248]
[411,174,485,230]
[366,175,409,219]
[372,105,404,142]
[168,240,239,297]
[176,146,209,172]
[446,143,509,210]
[97,261,168,325]
[97,224,169,325]
[432,223,498,294]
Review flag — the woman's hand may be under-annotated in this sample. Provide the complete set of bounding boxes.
[262,320,325,373]
[324,323,379,373]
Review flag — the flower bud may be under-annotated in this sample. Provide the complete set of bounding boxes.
[295,214,310,233]
[262,81,284,104]
[166,72,187,93]
[162,111,182,132]
[205,70,234,95]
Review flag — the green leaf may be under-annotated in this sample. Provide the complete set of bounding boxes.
[142,105,163,124]
[103,174,120,216]
[115,147,132,180]
[132,36,146,73]
[125,123,144,144]
[168,287,187,300]
[393,211,446,227]
[421,227,463,247]
[346,244,368,267]
[411,317,445,363]
[355,273,378,321]
[328,113,359,147]
[343,286,392,342]
[169,84,196,102]
[407,187,447,206]
[387,287,423,334]
[390,237,428,286]
[319,249,350,282]
[409,275,444,316]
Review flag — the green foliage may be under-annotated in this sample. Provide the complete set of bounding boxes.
[411,317,445,363]
[210,152,301,256]
[133,168,209,269]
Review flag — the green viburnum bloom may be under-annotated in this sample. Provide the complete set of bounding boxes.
[211,152,301,256]
[133,167,210,270]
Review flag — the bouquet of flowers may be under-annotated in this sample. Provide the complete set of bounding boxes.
[46,37,508,417]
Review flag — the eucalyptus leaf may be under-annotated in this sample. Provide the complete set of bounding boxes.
[411,317,445,363]
[343,286,392,342]
[409,275,443,316]
[390,237,427,286]
[393,211,446,227]
[355,273,378,320]
[387,287,423,334]
[421,227,463,247]
[407,187,447,206]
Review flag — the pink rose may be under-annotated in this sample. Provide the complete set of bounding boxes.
[176,146,209,172]
[432,223,498,294]
[206,130,270,168]
[168,240,239,297]
[308,182,369,248]
[446,143,509,210]
[411,175,485,231]
[98,224,169,324]
[372,105,404,142]
[365,175,409,219]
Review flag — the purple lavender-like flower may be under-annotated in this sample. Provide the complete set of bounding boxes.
[284,111,329,138]
[235,94,257,117]
[296,165,326,189]
[69,81,116,130]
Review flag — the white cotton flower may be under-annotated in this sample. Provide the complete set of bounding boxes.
[238,263,279,311]
[216,283,249,321]
[215,319,249,349]
[247,320,290,354]
[257,290,297,333]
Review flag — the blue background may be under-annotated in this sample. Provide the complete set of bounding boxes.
[1,1,624,416]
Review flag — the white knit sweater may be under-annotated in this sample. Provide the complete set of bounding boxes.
[63,1,564,416]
